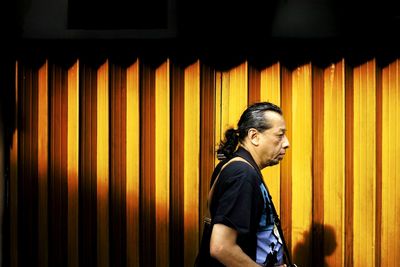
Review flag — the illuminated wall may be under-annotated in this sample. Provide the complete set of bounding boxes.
[9,57,400,266]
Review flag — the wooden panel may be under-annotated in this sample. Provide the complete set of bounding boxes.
[49,62,68,266]
[155,60,170,267]
[24,63,40,266]
[126,60,140,267]
[375,62,382,267]
[214,71,222,164]
[170,61,184,267]
[220,62,248,131]
[79,62,97,267]
[280,66,293,250]
[312,64,324,267]
[97,61,110,267]
[183,61,200,267]
[38,61,49,267]
[215,62,248,163]
[260,62,281,214]
[353,60,376,266]
[110,62,127,267]
[140,62,156,267]
[323,60,345,266]
[381,59,400,265]
[291,63,312,267]
[67,60,79,267]
[199,63,215,237]
[248,65,260,104]
[10,61,19,267]
[10,55,400,267]
[260,63,281,105]
[345,62,354,267]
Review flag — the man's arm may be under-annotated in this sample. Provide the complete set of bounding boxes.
[210,223,260,267]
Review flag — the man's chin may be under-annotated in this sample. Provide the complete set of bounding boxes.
[268,160,280,167]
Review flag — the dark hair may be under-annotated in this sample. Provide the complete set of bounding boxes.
[217,102,282,159]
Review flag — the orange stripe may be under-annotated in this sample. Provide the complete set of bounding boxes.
[312,64,324,266]
[155,60,170,267]
[97,61,110,267]
[38,60,49,267]
[126,60,140,267]
[140,63,156,267]
[345,62,354,267]
[199,63,215,238]
[67,60,79,267]
[183,61,200,266]
[281,65,293,251]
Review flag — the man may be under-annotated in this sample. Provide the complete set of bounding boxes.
[209,102,290,267]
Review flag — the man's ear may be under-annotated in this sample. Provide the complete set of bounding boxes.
[247,128,259,146]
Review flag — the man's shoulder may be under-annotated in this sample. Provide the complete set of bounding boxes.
[220,160,260,185]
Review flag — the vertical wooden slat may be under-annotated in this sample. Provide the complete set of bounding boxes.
[49,63,68,266]
[214,71,222,164]
[126,60,140,267]
[312,64,324,267]
[79,62,97,267]
[291,63,312,267]
[381,59,400,265]
[67,60,79,267]
[345,62,354,267]
[353,59,376,266]
[49,64,58,266]
[248,65,260,104]
[18,63,26,266]
[19,63,39,266]
[375,63,382,267]
[140,63,156,267]
[183,61,200,267]
[155,60,170,267]
[221,62,248,131]
[110,63,127,267]
[38,60,49,267]
[199,63,215,238]
[260,62,281,214]
[280,66,293,251]
[10,61,18,267]
[215,62,248,164]
[97,61,109,267]
[170,62,184,267]
[323,60,345,266]
[260,63,281,105]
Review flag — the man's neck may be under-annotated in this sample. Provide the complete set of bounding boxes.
[238,143,262,170]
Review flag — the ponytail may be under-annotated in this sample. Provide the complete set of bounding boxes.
[217,128,239,160]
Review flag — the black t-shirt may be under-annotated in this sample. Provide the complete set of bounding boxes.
[209,147,265,265]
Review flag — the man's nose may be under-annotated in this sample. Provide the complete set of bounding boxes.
[283,135,290,149]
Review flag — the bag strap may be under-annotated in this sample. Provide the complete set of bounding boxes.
[207,157,252,215]
[268,191,295,267]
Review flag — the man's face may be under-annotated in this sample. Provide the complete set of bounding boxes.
[257,111,290,168]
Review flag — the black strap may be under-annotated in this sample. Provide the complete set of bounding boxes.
[268,192,295,267]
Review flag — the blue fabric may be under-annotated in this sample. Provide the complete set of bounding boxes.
[256,183,284,266]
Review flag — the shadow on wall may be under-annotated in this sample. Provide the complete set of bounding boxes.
[293,223,337,267]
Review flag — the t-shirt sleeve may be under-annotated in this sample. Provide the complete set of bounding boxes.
[212,162,259,235]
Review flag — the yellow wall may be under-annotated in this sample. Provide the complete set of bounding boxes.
[9,57,400,266]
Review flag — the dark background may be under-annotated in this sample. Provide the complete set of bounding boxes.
[3,0,400,61]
